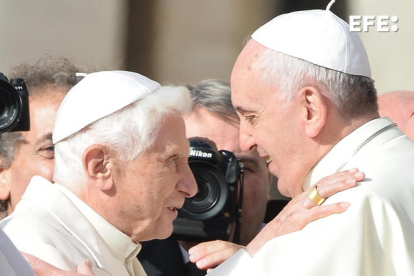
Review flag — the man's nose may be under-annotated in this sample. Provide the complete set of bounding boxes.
[177,164,198,198]
[239,131,257,152]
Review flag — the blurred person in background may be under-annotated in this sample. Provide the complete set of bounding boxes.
[0,57,84,219]
[378,90,414,141]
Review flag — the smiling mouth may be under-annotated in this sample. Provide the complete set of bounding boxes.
[265,157,273,164]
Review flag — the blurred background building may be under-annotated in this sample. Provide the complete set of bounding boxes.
[1,0,412,198]
[1,0,412,93]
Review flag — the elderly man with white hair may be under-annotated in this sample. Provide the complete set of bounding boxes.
[0,71,198,276]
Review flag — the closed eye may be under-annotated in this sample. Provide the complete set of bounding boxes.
[244,115,257,124]
[39,145,55,159]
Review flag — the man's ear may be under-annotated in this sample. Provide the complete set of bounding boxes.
[0,166,10,201]
[298,86,327,138]
[82,145,113,191]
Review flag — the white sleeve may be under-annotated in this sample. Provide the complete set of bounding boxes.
[0,228,35,276]
[207,249,253,276]
[212,187,414,276]
[1,216,76,271]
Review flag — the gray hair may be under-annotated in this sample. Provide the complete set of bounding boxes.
[0,57,84,168]
[186,79,238,122]
[254,49,378,119]
[53,86,192,188]
[8,57,84,99]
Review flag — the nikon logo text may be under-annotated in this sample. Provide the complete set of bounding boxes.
[190,150,213,158]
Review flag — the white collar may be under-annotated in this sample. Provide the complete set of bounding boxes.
[23,177,141,271]
[303,117,398,190]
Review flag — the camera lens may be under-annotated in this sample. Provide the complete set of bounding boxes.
[0,82,21,133]
[172,137,241,242]
[186,167,220,213]
[180,162,228,221]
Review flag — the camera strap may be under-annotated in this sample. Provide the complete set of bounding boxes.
[232,168,244,244]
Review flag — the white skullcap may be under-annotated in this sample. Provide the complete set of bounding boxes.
[53,70,161,144]
[251,9,371,77]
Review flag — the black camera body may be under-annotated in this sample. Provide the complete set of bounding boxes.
[0,73,30,134]
[171,137,243,242]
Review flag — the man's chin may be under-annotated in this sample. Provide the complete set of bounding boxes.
[268,161,279,178]
[275,178,292,198]
[158,223,174,240]
[140,222,174,241]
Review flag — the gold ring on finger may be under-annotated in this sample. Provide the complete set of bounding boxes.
[307,186,326,205]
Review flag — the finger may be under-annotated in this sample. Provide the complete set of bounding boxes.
[21,252,37,267]
[303,170,364,208]
[270,169,360,221]
[22,252,60,276]
[282,170,356,211]
[315,170,364,198]
[314,168,361,192]
[194,245,243,270]
[22,252,95,276]
[77,259,95,275]
[302,202,351,226]
[189,240,234,262]
[266,193,308,225]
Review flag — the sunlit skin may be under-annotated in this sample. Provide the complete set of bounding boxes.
[75,114,198,242]
[230,40,378,198]
[378,91,414,141]
[186,40,376,271]
[0,89,66,215]
[230,41,317,197]
[184,107,270,246]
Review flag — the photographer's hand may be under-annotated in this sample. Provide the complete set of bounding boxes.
[22,252,95,276]
[245,168,364,256]
[188,240,244,270]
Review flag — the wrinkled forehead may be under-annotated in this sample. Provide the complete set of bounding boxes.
[152,113,189,153]
[231,40,267,81]
[231,39,267,92]
[231,40,272,106]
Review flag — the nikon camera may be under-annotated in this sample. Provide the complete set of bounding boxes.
[0,73,30,134]
[171,137,244,242]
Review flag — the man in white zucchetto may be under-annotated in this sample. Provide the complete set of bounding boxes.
[0,70,199,276]
[205,2,414,276]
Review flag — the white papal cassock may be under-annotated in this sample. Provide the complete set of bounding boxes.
[0,176,147,276]
[210,117,414,276]
[0,228,34,276]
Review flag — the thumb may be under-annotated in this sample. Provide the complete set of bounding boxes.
[21,252,54,275]
[77,259,95,275]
